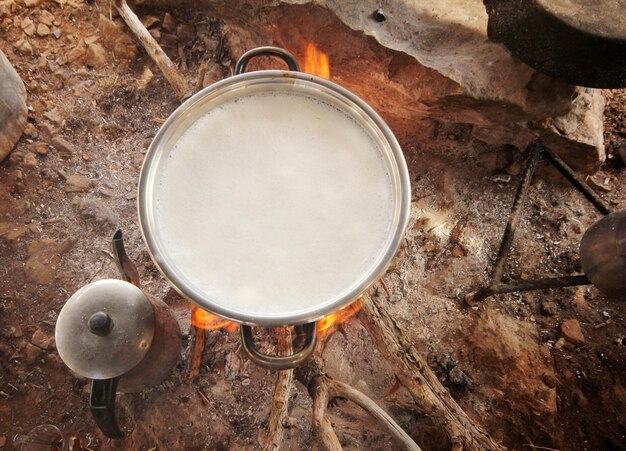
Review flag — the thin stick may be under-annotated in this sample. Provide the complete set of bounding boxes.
[357,290,503,451]
[114,0,192,102]
[197,62,207,92]
[262,329,294,451]
[185,326,205,382]
[310,377,342,451]
[325,378,422,451]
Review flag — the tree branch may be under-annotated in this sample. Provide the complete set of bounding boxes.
[114,0,192,102]
[357,289,504,451]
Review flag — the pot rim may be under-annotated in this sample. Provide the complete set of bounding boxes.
[138,69,411,326]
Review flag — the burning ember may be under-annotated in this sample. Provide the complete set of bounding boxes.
[191,306,238,332]
[317,300,362,338]
[303,43,330,79]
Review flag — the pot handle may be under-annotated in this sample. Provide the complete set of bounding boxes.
[235,46,300,75]
[90,377,124,439]
[241,322,317,370]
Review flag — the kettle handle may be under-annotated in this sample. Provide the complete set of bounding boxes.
[90,378,124,439]
[234,46,300,75]
[240,322,317,370]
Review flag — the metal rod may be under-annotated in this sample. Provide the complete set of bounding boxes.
[542,145,612,216]
[491,142,543,282]
[465,274,591,304]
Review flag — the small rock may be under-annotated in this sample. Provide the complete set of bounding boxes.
[23,122,38,138]
[241,378,251,386]
[22,152,37,167]
[602,311,610,318]
[24,238,72,284]
[24,0,40,6]
[141,15,160,29]
[113,35,137,60]
[72,196,119,227]
[541,300,558,316]
[13,38,33,55]
[162,12,176,32]
[25,343,41,363]
[84,43,107,68]
[38,10,54,26]
[561,319,585,347]
[57,44,85,65]
[0,435,5,447]
[451,244,466,257]
[0,324,23,338]
[21,17,35,36]
[33,142,48,155]
[0,0,14,19]
[177,23,194,42]
[31,329,51,350]
[448,366,472,387]
[51,136,75,157]
[541,374,559,388]
[98,14,121,41]
[137,67,153,90]
[159,32,178,47]
[587,175,612,192]
[52,28,61,39]
[148,28,161,41]
[0,222,27,252]
[84,35,99,45]
[99,187,116,197]
[65,174,91,192]
[554,337,567,350]
[43,108,62,125]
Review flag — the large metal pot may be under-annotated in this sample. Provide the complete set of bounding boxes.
[138,47,410,369]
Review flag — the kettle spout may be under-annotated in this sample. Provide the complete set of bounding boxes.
[112,229,140,287]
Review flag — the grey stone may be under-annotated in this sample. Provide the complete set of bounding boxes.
[0,50,27,162]
[72,196,119,228]
[65,174,91,192]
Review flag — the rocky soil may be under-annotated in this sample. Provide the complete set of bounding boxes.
[0,1,625,450]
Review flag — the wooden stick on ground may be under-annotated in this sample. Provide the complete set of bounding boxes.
[114,0,192,102]
[262,328,294,451]
[357,288,504,451]
[296,354,422,451]
[184,325,205,382]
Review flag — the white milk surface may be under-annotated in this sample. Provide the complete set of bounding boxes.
[155,91,393,317]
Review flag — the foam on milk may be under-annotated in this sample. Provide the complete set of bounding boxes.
[155,91,393,316]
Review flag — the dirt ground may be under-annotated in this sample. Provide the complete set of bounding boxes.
[0,1,625,450]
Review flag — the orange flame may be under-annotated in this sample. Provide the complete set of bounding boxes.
[317,300,362,338]
[191,306,238,332]
[303,43,330,79]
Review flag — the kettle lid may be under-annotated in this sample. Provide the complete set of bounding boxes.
[55,279,155,379]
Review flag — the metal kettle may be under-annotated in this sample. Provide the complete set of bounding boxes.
[55,231,181,438]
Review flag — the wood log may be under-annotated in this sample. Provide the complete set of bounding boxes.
[262,328,294,451]
[358,289,504,451]
[296,354,421,451]
[323,377,422,451]
[114,0,192,102]
[184,325,205,382]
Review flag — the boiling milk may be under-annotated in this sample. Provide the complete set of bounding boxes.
[155,91,393,316]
